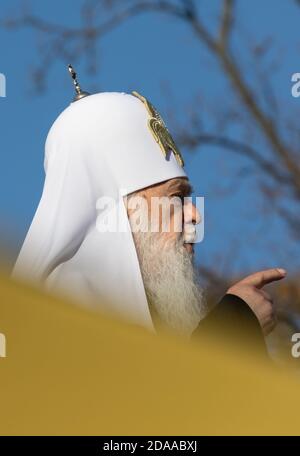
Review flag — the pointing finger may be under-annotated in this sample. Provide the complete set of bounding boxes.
[239,268,287,289]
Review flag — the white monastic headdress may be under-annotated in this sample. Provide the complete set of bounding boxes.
[13,66,186,330]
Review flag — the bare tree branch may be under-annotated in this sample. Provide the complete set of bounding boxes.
[219,0,234,49]
[177,132,293,187]
[3,0,300,242]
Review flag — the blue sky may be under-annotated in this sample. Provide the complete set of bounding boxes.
[1,0,300,278]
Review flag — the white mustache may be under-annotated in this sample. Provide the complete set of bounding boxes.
[183,224,196,243]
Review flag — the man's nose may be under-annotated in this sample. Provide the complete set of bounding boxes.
[183,201,201,225]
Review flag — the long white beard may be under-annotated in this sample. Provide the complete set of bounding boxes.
[133,230,207,337]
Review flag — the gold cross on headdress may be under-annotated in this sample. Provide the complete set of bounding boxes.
[132,91,184,167]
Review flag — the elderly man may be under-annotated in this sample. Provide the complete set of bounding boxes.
[12,70,286,348]
[126,176,286,339]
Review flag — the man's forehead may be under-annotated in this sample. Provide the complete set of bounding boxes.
[133,177,192,197]
[166,177,191,190]
[163,177,193,197]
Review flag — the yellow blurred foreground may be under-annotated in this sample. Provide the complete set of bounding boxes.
[0,272,299,435]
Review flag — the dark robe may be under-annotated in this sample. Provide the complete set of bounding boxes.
[148,292,267,358]
[192,294,268,358]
